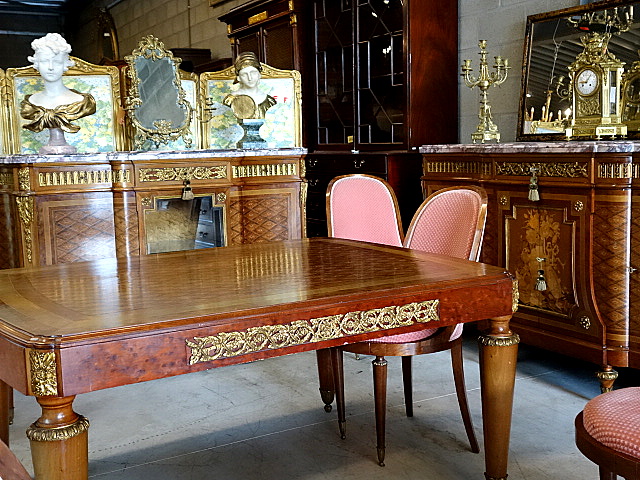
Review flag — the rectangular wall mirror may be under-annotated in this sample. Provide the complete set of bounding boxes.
[518,0,640,141]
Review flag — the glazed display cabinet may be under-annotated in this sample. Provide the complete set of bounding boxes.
[312,0,457,150]
[306,0,457,237]
[421,142,640,390]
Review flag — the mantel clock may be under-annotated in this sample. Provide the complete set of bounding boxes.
[565,32,627,139]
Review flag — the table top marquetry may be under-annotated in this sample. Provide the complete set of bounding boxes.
[0,238,512,345]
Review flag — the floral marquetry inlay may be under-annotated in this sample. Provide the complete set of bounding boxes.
[509,207,574,316]
[186,300,439,365]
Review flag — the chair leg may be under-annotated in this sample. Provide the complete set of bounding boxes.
[316,349,335,412]
[373,355,388,466]
[451,340,480,453]
[401,356,413,417]
[598,466,616,479]
[330,347,346,439]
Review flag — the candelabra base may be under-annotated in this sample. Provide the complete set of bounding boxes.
[471,130,500,144]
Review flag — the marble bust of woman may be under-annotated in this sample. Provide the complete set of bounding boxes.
[20,33,96,153]
[223,52,276,120]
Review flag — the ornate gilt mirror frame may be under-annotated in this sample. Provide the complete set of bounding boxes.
[518,0,640,141]
[124,35,193,150]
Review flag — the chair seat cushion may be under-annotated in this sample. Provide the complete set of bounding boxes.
[368,324,463,344]
[583,387,640,460]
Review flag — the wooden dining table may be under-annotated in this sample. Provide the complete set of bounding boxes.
[0,237,518,480]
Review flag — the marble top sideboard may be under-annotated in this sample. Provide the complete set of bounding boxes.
[419,141,640,154]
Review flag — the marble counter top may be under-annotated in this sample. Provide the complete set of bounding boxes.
[0,147,308,164]
[419,141,640,154]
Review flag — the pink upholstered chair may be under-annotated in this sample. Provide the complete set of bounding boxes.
[316,174,405,412]
[575,387,640,479]
[332,186,488,466]
[325,174,404,247]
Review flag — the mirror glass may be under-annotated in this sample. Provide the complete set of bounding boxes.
[145,196,225,254]
[133,56,188,130]
[125,35,193,149]
[518,1,640,141]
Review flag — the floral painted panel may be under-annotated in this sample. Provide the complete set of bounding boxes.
[14,75,117,154]
[206,77,297,150]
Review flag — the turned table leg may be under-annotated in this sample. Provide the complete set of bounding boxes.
[0,380,9,445]
[478,315,519,480]
[28,395,89,480]
[316,348,335,412]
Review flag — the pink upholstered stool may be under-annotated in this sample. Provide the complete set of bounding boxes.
[575,387,640,479]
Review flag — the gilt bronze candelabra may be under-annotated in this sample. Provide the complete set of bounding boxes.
[461,40,510,143]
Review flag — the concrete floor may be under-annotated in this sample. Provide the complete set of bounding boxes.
[8,334,627,479]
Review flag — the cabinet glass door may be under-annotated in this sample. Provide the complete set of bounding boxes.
[356,0,404,145]
[314,0,355,146]
[314,0,405,148]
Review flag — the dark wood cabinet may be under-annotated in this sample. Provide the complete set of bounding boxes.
[305,0,456,237]
[218,0,307,72]
[421,142,640,389]
[312,0,457,151]
[305,151,423,237]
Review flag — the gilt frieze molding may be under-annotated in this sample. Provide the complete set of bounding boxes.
[424,161,491,176]
[28,350,58,396]
[139,166,227,182]
[598,163,640,179]
[496,162,588,177]
[232,163,297,178]
[186,299,440,365]
[38,169,130,187]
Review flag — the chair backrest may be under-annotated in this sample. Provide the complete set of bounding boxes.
[403,186,488,261]
[0,439,32,479]
[326,174,403,247]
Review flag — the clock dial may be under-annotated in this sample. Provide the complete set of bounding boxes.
[576,68,598,96]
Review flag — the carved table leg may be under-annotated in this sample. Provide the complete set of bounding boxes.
[0,380,9,445]
[478,315,519,480]
[316,348,335,412]
[596,365,618,393]
[27,395,89,480]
